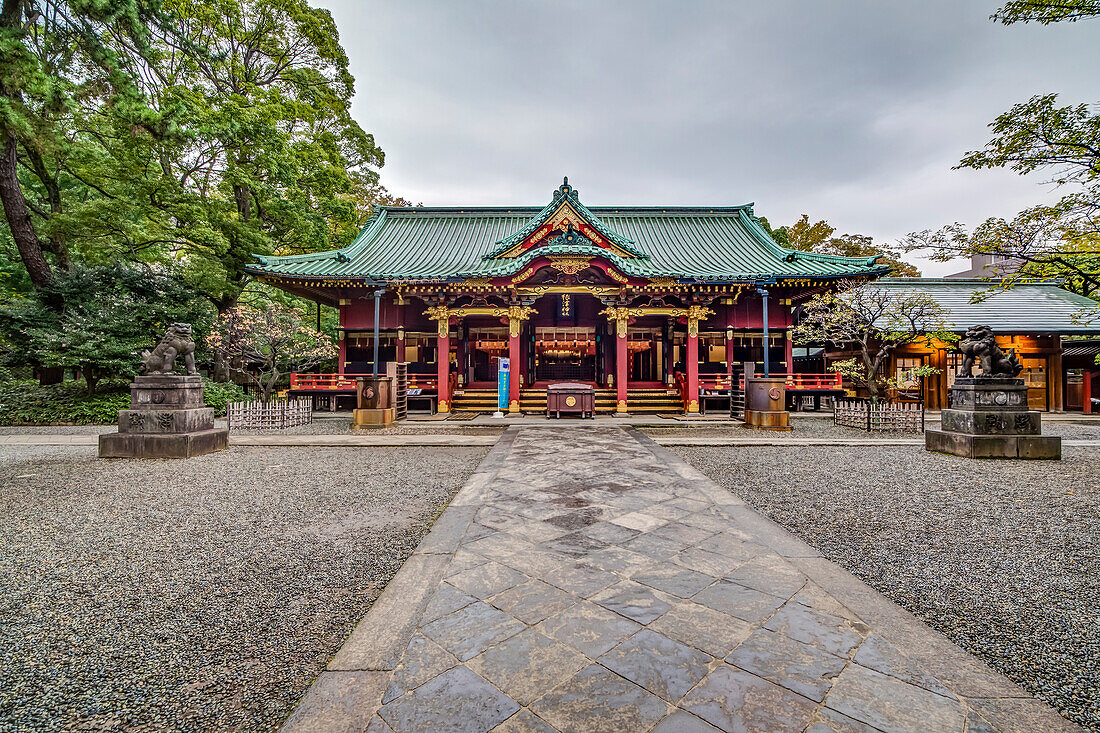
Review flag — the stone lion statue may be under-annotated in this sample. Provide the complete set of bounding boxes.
[141,323,198,375]
[959,325,1022,378]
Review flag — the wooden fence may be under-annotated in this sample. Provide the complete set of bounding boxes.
[227,398,313,430]
[833,398,925,432]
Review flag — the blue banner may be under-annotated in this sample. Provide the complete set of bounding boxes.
[497,357,510,411]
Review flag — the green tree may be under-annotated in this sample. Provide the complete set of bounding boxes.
[772,215,920,277]
[0,0,188,289]
[132,0,386,313]
[0,263,215,392]
[992,0,1100,24]
[904,10,1100,308]
[793,280,954,401]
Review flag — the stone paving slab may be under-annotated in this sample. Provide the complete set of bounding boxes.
[281,424,1081,732]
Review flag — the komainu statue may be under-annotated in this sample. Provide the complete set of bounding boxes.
[141,323,198,375]
[958,325,1022,378]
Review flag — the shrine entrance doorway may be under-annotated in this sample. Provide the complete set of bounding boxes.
[534,326,597,383]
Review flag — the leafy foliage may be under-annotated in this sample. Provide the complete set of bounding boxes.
[0,376,244,424]
[761,215,919,277]
[207,303,335,402]
[992,0,1100,24]
[0,0,191,288]
[195,376,248,415]
[904,14,1100,319]
[0,0,397,318]
[0,263,214,392]
[793,280,955,399]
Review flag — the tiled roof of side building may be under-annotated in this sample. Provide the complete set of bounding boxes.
[872,278,1100,334]
[247,204,889,283]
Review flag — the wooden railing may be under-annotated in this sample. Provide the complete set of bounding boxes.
[686,372,844,411]
[291,372,455,395]
[290,373,365,391]
[696,373,844,392]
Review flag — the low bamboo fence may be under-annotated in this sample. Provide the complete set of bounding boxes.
[227,398,313,430]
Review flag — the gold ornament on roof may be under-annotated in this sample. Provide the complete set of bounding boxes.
[548,256,592,275]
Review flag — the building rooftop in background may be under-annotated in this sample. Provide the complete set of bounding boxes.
[873,278,1098,334]
[945,252,1022,279]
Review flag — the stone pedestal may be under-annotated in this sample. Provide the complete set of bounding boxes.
[925,378,1060,459]
[99,375,228,458]
[743,377,791,430]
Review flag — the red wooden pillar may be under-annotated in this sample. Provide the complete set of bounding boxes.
[784,330,793,375]
[664,320,676,385]
[436,321,450,413]
[725,329,735,373]
[686,319,700,413]
[396,327,406,363]
[1085,369,1094,415]
[508,320,522,412]
[616,318,628,413]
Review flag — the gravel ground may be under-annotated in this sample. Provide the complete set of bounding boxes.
[0,444,487,732]
[645,416,1100,441]
[673,444,1100,730]
[0,419,506,437]
[228,416,506,436]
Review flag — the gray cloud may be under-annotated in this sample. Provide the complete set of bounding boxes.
[319,0,1099,275]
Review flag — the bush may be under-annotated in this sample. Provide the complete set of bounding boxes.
[0,379,130,425]
[0,378,250,425]
[201,377,249,416]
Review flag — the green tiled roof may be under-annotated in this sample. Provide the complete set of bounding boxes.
[249,194,889,284]
[873,279,1100,334]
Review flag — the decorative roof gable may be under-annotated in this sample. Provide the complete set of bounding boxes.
[486,177,646,260]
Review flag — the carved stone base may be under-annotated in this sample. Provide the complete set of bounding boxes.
[118,407,215,434]
[99,373,228,458]
[925,430,1061,460]
[926,377,1060,460]
[99,428,228,458]
[129,374,205,409]
[940,409,1041,436]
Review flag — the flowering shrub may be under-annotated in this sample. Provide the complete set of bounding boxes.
[208,305,336,402]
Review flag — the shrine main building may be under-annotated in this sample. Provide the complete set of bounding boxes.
[249,178,888,414]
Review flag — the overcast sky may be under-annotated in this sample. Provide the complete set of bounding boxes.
[316,1,1098,276]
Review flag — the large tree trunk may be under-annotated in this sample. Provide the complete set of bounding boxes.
[24,146,69,269]
[0,0,52,289]
[0,131,52,288]
[210,295,239,382]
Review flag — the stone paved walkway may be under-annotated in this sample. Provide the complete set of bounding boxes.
[283,425,1079,733]
[70,423,1050,731]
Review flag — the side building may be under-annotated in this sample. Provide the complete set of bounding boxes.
[839,279,1100,412]
[246,178,887,414]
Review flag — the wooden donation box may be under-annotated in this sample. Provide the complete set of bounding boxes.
[546,382,595,418]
